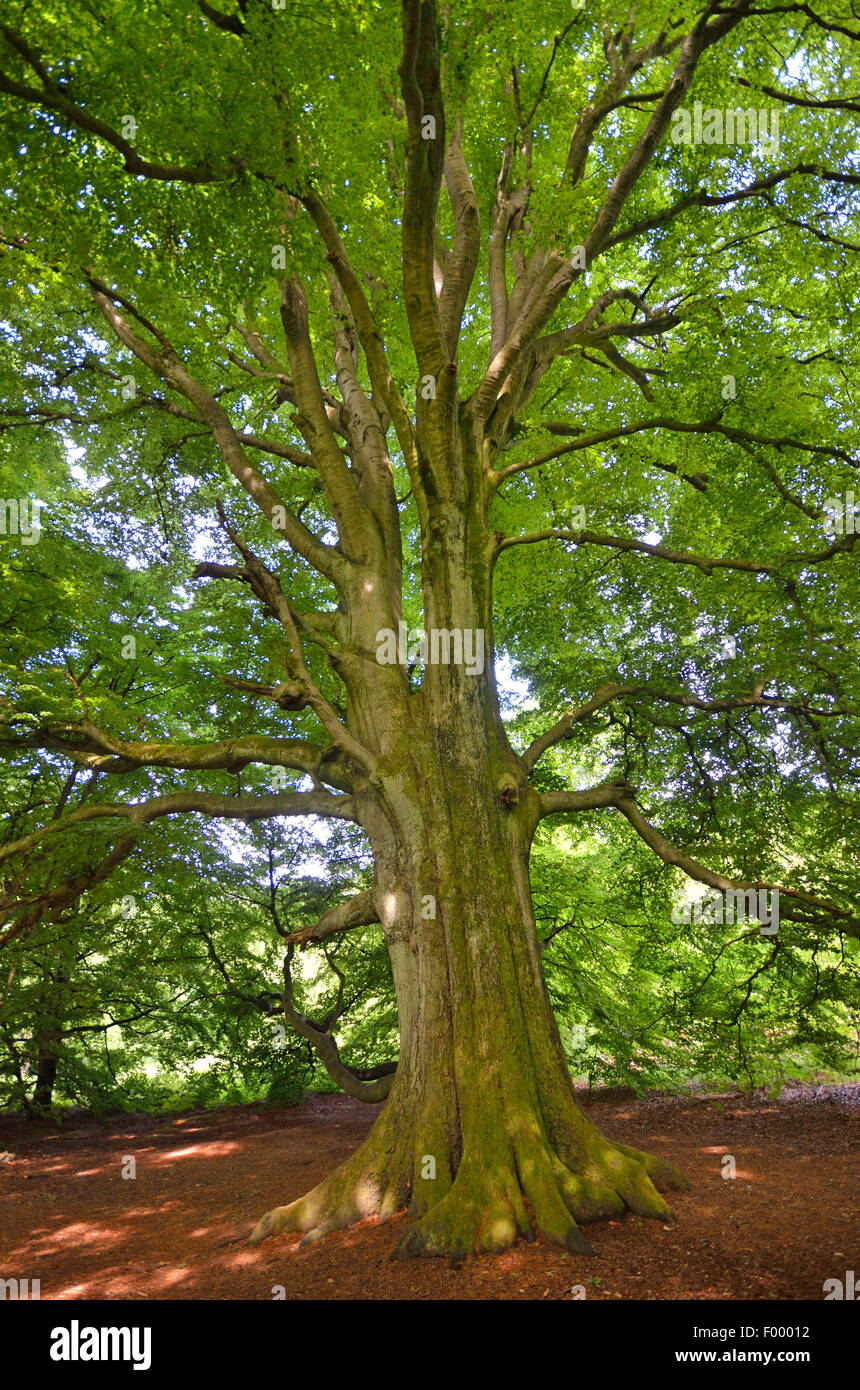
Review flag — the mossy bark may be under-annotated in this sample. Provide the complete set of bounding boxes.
[250,433,688,1259]
[251,700,688,1258]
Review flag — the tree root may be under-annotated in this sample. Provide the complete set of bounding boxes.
[248,1133,689,1259]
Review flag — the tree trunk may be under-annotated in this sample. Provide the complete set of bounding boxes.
[29,968,69,1115]
[251,650,689,1257]
[32,1047,59,1112]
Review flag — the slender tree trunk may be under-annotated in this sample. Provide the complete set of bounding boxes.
[29,969,69,1114]
[32,1046,59,1112]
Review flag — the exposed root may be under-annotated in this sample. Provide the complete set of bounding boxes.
[248,1146,385,1246]
[393,1155,533,1260]
[612,1141,692,1194]
[249,1132,689,1260]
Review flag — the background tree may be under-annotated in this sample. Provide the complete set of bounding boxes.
[0,0,858,1258]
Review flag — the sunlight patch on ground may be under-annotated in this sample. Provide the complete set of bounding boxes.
[227,1250,268,1268]
[44,1221,121,1247]
[150,1140,240,1163]
[152,1266,191,1288]
[53,1282,93,1299]
[492,1250,526,1272]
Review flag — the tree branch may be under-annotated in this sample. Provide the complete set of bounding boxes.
[281,946,394,1102]
[537,784,859,934]
[0,835,139,952]
[399,0,447,376]
[86,275,347,586]
[495,527,770,575]
[283,887,379,948]
[492,413,859,487]
[0,790,357,868]
[0,26,227,183]
[438,120,480,357]
[524,682,852,771]
[0,722,350,788]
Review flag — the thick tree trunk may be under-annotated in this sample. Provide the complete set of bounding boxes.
[251,692,689,1257]
[247,397,690,1257]
[249,429,690,1257]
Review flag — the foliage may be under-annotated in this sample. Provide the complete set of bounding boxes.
[1,0,859,1115]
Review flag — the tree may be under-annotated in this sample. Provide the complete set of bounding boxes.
[1,0,858,1258]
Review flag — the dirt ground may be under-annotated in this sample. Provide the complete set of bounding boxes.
[0,1085,856,1300]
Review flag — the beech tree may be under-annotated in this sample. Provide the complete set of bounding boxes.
[1,0,859,1258]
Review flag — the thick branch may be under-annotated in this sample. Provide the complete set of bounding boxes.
[279,274,376,562]
[0,790,357,867]
[299,191,424,520]
[438,122,480,356]
[399,0,447,375]
[0,724,348,787]
[283,888,379,948]
[538,785,859,934]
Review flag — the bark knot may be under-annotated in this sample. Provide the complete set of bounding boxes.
[497,772,520,807]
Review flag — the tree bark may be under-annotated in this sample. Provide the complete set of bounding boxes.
[251,487,689,1257]
[29,967,69,1114]
[31,1046,59,1112]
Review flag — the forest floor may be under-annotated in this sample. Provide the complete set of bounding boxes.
[0,1084,857,1300]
